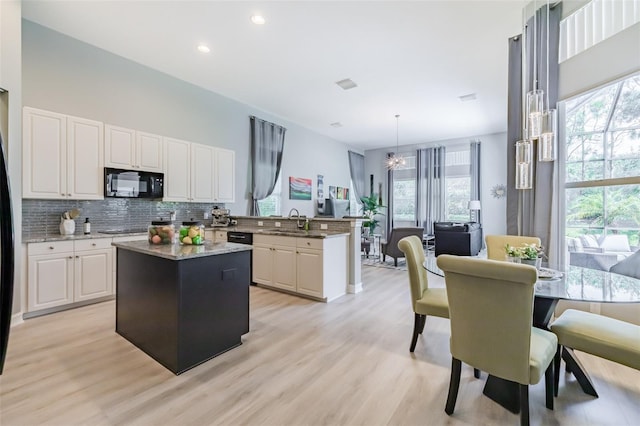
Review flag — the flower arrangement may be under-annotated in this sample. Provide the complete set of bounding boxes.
[505,243,545,260]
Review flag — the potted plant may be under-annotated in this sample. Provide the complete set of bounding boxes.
[360,193,384,235]
[505,243,544,268]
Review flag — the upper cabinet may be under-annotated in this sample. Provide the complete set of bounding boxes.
[163,138,235,203]
[23,107,104,200]
[105,125,163,172]
[215,148,235,203]
[163,137,191,202]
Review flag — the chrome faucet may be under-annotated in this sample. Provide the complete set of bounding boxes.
[288,208,304,229]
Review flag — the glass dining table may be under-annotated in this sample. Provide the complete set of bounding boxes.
[423,256,640,413]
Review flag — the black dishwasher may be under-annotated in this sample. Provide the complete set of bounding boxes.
[227,231,254,285]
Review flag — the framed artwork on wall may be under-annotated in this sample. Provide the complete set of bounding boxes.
[289,177,312,200]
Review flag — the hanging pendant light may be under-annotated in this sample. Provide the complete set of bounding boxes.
[539,108,557,161]
[538,0,556,161]
[515,139,533,189]
[386,114,406,170]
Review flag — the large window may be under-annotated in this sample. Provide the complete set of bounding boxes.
[257,173,282,216]
[391,153,416,225]
[564,74,640,258]
[444,147,471,222]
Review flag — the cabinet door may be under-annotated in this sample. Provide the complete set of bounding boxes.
[22,107,67,199]
[75,249,113,302]
[163,137,191,201]
[67,116,104,199]
[296,248,324,298]
[136,131,163,172]
[105,125,135,169]
[272,245,297,291]
[252,244,273,285]
[214,148,235,202]
[190,143,215,202]
[28,253,74,311]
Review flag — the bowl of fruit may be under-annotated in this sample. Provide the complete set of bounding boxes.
[179,221,205,245]
[148,221,176,245]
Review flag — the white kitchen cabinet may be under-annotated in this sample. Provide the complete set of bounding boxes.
[163,137,191,201]
[105,125,163,172]
[27,243,75,311]
[252,234,347,301]
[214,148,235,202]
[27,238,113,313]
[23,107,104,200]
[74,238,113,302]
[191,143,215,202]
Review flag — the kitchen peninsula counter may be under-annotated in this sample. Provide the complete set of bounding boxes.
[114,241,251,374]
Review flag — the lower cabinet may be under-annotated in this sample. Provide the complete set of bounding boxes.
[27,238,113,312]
[252,234,347,302]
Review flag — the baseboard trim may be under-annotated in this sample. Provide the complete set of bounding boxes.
[348,282,363,294]
[10,312,24,327]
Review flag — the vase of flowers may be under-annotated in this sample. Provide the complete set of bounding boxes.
[505,243,544,269]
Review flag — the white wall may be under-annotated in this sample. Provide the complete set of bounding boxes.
[22,20,357,218]
[364,132,508,238]
[0,0,22,316]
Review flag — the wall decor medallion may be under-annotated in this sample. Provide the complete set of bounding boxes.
[491,184,506,199]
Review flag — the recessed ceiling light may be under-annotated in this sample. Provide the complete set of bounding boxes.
[459,93,477,102]
[197,44,211,54]
[330,122,343,128]
[251,15,266,25]
[335,78,358,90]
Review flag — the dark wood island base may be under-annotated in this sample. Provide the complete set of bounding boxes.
[114,241,251,374]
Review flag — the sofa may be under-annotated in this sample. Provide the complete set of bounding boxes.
[434,222,482,257]
[567,234,637,271]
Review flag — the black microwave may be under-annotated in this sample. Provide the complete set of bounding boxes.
[104,168,164,199]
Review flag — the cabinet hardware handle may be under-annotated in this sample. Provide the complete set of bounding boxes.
[49,246,54,250]
[68,256,73,259]
[92,243,96,246]
[75,256,79,258]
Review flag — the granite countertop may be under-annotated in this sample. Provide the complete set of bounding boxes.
[112,240,252,261]
[23,226,349,244]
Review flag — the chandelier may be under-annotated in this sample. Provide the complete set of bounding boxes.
[386,114,406,170]
[516,0,557,190]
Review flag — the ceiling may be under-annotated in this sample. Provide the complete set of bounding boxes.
[21,1,526,151]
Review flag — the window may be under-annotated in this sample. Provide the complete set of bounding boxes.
[257,173,282,216]
[564,74,640,264]
[445,147,471,222]
[391,153,416,225]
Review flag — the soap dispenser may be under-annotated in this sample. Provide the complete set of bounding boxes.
[83,217,91,234]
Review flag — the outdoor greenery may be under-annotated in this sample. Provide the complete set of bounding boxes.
[565,74,640,247]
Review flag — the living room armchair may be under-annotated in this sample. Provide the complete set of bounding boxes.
[381,227,424,266]
[434,222,482,257]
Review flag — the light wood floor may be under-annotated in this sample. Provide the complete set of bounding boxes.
[2,266,640,425]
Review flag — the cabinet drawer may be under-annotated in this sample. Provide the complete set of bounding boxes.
[297,238,324,250]
[29,241,74,256]
[75,238,113,251]
[254,234,296,247]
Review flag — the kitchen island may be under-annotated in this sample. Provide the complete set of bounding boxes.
[113,240,252,374]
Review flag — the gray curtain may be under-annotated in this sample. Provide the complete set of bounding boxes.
[348,151,365,202]
[250,116,286,216]
[470,141,481,224]
[506,3,561,261]
[416,147,446,235]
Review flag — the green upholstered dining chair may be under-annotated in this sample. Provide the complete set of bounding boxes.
[436,255,557,426]
[398,236,449,352]
[485,235,542,261]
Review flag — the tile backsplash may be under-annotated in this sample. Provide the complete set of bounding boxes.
[22,199,225,235]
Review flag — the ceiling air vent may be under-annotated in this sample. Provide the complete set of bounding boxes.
[459,93,477,102]
[335,78,358,90]
[330,122,343,128]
